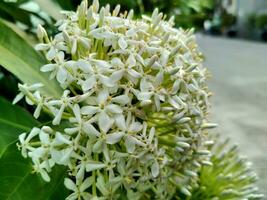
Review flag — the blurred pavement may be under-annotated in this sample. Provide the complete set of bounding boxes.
[197,35,267,197]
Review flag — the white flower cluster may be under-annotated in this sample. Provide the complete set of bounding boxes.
[15,0,216,199]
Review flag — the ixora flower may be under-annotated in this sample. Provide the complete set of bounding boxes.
[14,0,262,199]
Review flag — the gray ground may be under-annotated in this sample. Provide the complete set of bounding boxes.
[197,35,267,197]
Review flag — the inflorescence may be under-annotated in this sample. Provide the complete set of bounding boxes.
[13,0,261,199]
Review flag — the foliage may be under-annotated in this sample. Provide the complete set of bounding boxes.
[0,68,18,101]
[0,0,53,32]
[0,96,68,200]
[141,0,215,28]
[0,20,62,97]
[255,14,267,29]
[0,0,38,28]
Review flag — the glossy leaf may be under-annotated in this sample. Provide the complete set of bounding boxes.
[0,20,62,97]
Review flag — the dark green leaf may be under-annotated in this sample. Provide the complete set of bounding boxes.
[0,143,68,200]
[0,71,3,80]
[0,65,22,101]
[52,0,76,11]
[0,2,32,26]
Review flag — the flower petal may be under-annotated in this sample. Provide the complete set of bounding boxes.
[105,104,123,114]
[106,131,124,144]
[151,161,159,177]
[56,67,68,84]
[86,161,106,172]
[126,54,136,67]
[148,127,155,144]
[81,106,99,115]
[118,37,127,49]
[52,104,65,125]
[110,70,124,83]
[98,111,114,133]
[80,177,94,192]
[39,130,50,145]
[77,60,92,73]
[129,121,143,133]
[35,43,50,51]
[114,114,126,131]
[82,76,96,91]
[64,178,77,192]
[40,64,57,72]
[83,122,101,137]
[111,94,130,105]
[97,89,109,104]
[54,132,72,145]
[125,135,136,153]
[46,46,56,60]
[12,92,24,104]
[99,75,114,87]
[92,139,104,153]
[40,169,51,182]
[71,38,77,55]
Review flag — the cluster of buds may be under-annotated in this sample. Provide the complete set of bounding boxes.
[14,0,217,199]
[190,136,263,200]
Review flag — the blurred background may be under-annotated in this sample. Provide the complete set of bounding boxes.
[0,0,266,197]
[3,0,267,41]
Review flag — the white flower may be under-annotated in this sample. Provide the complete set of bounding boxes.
[119,112,145,153]
[77,58,123,92]
[47,90,72,125]
[81,89,126,133]
[118,36,128,49]
[136,72,166,111]
[67,28,91,55]
[18,127,40,157]
[13,83,43,104]
[35,37,67,61]
[32,158,51,182]
[40,52,74,84]
[50,132,73,165]
[32,91,44,118]
[64,177,93,200]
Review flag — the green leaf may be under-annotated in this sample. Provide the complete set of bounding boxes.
[0,96,38,156]
[0,143,68,200]
[0,20,62,97]
[0,97,68,199]
[187,1,202,12]
[0,18,36,47]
